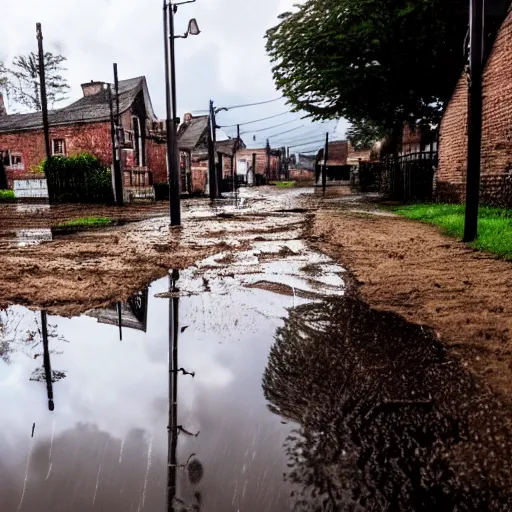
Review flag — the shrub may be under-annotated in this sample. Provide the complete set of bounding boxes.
[42,153,114,203]
[0,189,16,202]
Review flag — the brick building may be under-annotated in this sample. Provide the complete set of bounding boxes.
[437,4,512,206]
[0,76,170,197]
[234,148,280,184]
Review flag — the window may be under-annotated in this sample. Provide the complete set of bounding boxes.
[52,139,66,156]
[10,154,23,169]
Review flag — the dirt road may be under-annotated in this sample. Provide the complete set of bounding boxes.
[308,191,512,404]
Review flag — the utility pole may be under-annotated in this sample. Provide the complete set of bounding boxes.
[464,0,485,242]
[234,124,240,199]
[286,147,290,180]
[252,153,256,187]
[322,132,329,196]
[113,64,124,206]
[41,311,54,412]
[36,23,51,161]
[209,100,222,198]
[207,101,216,200]
[266,139,271,182]
[163,0,181,226]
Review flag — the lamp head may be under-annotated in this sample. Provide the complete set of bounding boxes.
[188,18,200,36]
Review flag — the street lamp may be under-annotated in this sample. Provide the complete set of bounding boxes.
[163,0,201,227]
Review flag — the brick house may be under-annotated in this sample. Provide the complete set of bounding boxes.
[234,148,280,184]
[0,77,170,197]
[437,3,512,206]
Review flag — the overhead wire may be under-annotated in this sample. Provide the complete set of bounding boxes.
[219,111,292,128]
[240,118,301,135]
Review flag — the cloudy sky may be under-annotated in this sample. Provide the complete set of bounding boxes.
[1,0,347,150]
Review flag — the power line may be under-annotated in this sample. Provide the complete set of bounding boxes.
[273,131,337,147]
[267,125,304,139]
[219,111,292,128]
[241,118,301,135]
[223,96,284,110]
[288,138,333,149]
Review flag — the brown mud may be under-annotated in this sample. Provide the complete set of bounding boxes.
[307,190,512,405]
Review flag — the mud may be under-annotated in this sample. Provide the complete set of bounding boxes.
[0,189,309,316]
[309,192,512,405]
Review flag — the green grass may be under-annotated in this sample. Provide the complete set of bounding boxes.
[0,190,16,202]
[57,216,111,228]
[269,181,296,188]
[391,203,512,260]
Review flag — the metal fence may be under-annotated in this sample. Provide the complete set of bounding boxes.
[359,151,437,202]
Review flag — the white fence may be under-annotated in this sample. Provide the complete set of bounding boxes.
[13,178,49,199]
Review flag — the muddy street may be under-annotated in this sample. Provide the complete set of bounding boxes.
[1,188,512,511]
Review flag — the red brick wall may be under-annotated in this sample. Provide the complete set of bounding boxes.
[235,149,279,179]
[191,159,207,194]
[0,122,112,182]
[289,168,314,181]
[438,9,512,206]
[146,139,167,184]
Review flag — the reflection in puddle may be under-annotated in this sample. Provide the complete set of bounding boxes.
[0,228,53,247]
[264,297,512,510]
[2,240,512,509]
[87,288,149,338]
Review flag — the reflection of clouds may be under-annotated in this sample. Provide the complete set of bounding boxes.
[0,271,298,510]
[263,297,512,511]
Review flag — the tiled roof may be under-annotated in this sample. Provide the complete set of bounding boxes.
[178,116,209,151]
[0,76,155,133]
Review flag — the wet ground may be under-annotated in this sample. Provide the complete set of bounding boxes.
[2,188,512,511]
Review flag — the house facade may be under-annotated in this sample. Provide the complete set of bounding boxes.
[0,76,169,199]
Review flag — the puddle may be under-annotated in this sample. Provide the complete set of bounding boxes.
[0,228,53,247]
[1,188,512,510]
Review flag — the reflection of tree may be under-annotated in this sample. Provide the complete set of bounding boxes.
[263,298,512,511]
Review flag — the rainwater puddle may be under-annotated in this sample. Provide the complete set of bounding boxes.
[0,228,53,247]
[1,227,512,510]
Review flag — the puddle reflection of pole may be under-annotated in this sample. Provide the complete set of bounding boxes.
[40,311,54,412]
[117,302,123,341]
[167,269,180,512]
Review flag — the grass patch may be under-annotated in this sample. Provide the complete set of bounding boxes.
[392,203,512,260]
[0,190,16,202]
[269,181,296,188]
[57,216,111,228]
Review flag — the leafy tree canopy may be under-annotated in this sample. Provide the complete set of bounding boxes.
[266,0,468,137]
[347,118,386,150]
[0,52,69,112]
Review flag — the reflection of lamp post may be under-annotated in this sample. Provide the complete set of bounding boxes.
[163,0,201,227]
[167,270,201,511]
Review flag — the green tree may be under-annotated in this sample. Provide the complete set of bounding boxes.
[347,119,386,150]
[266,0,468,144]
[1,52,69,111]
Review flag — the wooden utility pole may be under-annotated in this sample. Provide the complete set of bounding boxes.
[286,147,290,180]
[252,153,256,186]
[322,132,329,196]
[207,101,216,200]
[112,64,124,206]
[41,311,54,412]
[36,23,51,161]
[464,0,485,242]
[266,139,271,182]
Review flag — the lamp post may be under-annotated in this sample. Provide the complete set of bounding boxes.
[163,0,201,227]
[463,0,485,242]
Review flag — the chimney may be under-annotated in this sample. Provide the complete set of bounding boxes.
[0,93,6,116]
[81,80,107,97]
[183,112,193,125]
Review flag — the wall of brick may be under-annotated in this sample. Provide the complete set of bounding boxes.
[146,139,167,184]
[191,159,207,194]
[235,149,279,180]
[0,122,112,182]
[438,9,512,206]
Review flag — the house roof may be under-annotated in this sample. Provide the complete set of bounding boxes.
[0,76,156,134]
[216,137,246,156]
[178,115,209,151]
